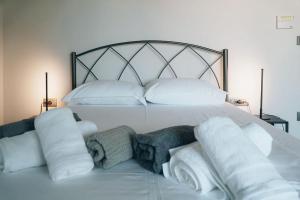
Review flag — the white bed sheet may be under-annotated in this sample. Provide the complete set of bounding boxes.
[1,103,300,200]
[69,103,299,151]
[0,160,226,200]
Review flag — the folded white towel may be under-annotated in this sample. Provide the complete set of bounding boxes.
[35,108,94,181]
[163,142,227,195]
[168,144,190,157]
[0,130,45,173]
[242,123,273,156]
[0,121,98,173]
[194,117,298,200]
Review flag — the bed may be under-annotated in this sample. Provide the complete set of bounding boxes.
[1,40,300,200]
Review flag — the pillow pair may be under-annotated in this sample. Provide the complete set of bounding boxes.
[63,79,226,106]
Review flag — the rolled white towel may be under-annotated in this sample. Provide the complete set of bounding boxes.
[162,144,191,179]
[0,121,98,173]
[194,117,298,200]
[0,130,45,173]
[164,142,227,195]
[242,123,273,156]
[35,108,94,181]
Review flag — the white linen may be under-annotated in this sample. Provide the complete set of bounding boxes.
[163,142,228,195]
[0,104,299,199]
[144,78,226,105]
[69,103,300,155]
[69,103,300,197]
[168,144,190,157]
[243,122,273,156]
[63,80,146,105]
[0,130,45,173]
[194,117,298,200]
[77,120,98,137]
[0,121,98,173]
[35,108,94,181]
[0,160,227,200]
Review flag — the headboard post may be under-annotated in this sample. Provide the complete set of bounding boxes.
[71,52,77,89]
[222,49,228,93]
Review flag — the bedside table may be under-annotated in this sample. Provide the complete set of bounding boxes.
[257,114,289,133]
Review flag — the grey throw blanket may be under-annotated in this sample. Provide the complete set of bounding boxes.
[133,126,195,174]
[86,126,136,169]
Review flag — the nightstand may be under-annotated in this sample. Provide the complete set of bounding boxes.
[257,114,289,133]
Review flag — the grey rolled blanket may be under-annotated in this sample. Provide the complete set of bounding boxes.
[133,125,195,174]
[86,126,136,169]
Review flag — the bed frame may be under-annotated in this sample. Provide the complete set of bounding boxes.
[71,40,228,92]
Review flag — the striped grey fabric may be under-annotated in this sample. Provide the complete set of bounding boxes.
[86,126,136,169]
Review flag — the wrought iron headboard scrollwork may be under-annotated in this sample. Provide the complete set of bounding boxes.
[71,40,228,92]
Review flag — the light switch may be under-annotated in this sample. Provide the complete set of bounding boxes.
[297,112,300,121]
[297,36,300,45]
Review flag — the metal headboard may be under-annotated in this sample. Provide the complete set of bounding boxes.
[71,40,228,92]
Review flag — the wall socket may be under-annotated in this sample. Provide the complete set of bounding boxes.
[297,112,300,121]
[297,36,300,45]
[43,98,57,108]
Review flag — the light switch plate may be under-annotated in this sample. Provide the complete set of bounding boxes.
[276,16,294,29]
[297,112,300,121]
[297,36,300,45]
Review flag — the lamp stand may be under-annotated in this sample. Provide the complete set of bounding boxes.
[259,68,270,120]
[45,72,48,111]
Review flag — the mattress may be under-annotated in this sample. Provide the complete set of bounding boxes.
[1,103,300,200]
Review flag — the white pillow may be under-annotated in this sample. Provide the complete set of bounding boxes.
[77,120,98,137]
[63,80,147,105]
[144,78,226,105]
[0,130,46,173]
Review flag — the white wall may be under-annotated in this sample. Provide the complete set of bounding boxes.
[0,1,3,125]
[3,0,300,135]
